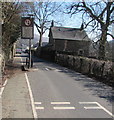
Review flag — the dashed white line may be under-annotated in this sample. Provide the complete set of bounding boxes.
[51,102,70,104]
[35,102,42,105]
[36,107,44,110]
[53,107,75,110]
[84,107,102,110]
[54,69,61,72]
[79,102,97,104]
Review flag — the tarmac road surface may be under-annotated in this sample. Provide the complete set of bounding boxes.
[22,54,113,119]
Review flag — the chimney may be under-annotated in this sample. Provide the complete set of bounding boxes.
[80,23,84,30]
[51,20,54,27]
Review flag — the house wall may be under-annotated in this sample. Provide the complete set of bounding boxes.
[66,40,90,56]
[54,40,65,51]
[54,39,90,57]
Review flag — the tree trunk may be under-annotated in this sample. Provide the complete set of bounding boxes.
[37,28,43,57]
[98,25,107,60]
[38,26,43,48]
[38,32,43,48]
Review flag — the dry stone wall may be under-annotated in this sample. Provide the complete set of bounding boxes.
[55,53,114,86]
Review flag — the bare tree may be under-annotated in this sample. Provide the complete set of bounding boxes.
[67,0,114,60]
[28,1,63,48]
[2,2,25,61]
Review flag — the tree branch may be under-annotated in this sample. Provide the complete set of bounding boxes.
[107,33,114,39]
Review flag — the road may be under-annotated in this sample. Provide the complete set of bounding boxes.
[21,53,113,119]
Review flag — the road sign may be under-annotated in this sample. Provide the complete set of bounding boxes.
[25,19,31,26]
[21,17,34,39]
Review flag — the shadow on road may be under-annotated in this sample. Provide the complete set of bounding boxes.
[32,56,113,104]
[59,68,113,103]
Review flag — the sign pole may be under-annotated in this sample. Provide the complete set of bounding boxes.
[29,38,31,68]
[21,17,34,69]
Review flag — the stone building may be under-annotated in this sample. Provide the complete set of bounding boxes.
[48,24,91,57]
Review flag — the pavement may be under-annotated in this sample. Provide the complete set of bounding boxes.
[1,55,34,119]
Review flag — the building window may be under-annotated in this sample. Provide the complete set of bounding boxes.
[78,49,84,56]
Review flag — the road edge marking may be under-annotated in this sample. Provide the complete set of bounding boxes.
[0,79,8,97]
[20,57,23,65]
[25,73,38,119]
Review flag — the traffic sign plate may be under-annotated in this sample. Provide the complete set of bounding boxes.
[25,19,31,26]
[21,17,34,39]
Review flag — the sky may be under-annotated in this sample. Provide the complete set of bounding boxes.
[33,1,113,42]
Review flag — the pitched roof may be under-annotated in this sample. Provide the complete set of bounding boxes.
[50,26,90,41]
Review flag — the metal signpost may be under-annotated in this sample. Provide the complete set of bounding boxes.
[21,17,34,68]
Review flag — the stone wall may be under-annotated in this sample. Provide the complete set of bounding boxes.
[55,53,114,86]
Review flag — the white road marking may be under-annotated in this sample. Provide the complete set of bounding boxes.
[51,102,70,104]
[84,107,102,110]
[45,68,49,71]
[53,107,75,110]
[54,69,61,72]
[35,102,42,105]
[25,73,38,119]
[79,102,114,117]
[96,102,114,118]
[20,57,23,65]
[31,69,38,71]
[79,102,97,104]
[36,107,44,110]
[0,79,8,98]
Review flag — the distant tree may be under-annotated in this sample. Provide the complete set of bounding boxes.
[67,0,114,60]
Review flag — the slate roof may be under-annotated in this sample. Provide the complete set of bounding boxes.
[50,26,90,41]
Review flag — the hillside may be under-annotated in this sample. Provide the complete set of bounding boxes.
[16,34,49,48]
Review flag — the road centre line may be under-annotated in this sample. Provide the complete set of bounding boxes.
[25,73,38,119]
[53,107,75,110]
[51,102,70,104]
[79,102,98,104]
[84,107,102,110]
[35,102,42,105]
[79,102,114,117]
[36,107,44,110]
